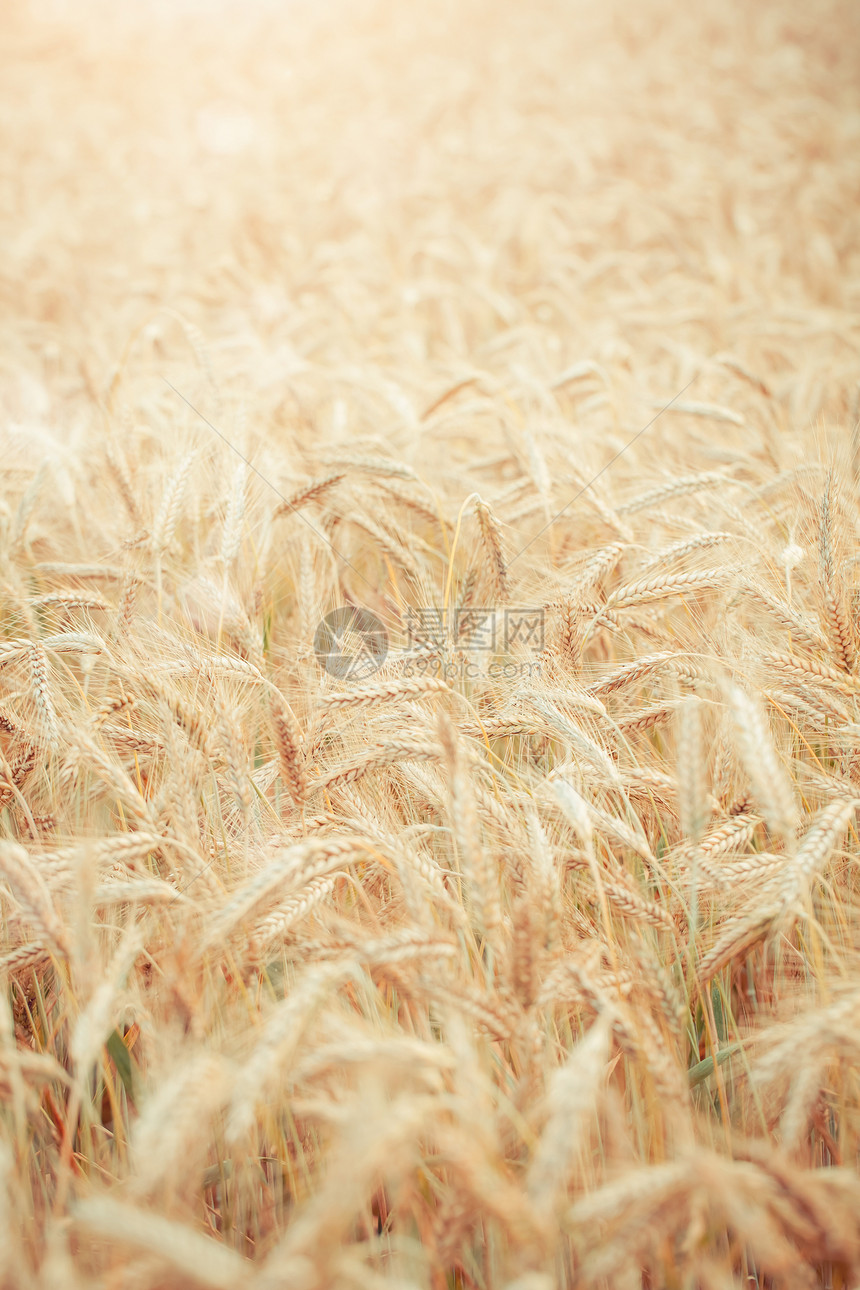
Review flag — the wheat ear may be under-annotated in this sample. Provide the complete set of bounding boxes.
[818,474,856,673]
[724,682,797,853]
[474,495,508,603]
[437,711,500,944]
[267,688,308,805]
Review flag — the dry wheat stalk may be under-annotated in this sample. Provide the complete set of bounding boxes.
[249,875,339,956]
[677,696,708,844]
[318,454,417,481]
[743,585,828,653]
[567,542,626,597]
[31,592,111,613]
[0,641,33,668]
[267,688,308,804]
[2,6,860,1284]
[226,959,358,1143]
[0,742,37,814]
[698,850,786,891]
[552,597,583,671]
[577,796,658,869]
[588,652,678,695]
[71,1197,246,1289]
[158,690,217,759]
[526,1016,612,1213]
[724,682,798,853]
[150,450,195,555]
[600,877,675,932]
[617,471,730,516]
[317,674,448,714]
[274,472,345,518]
[608,568,731,610]
[205,836,372,945]
[528,696,621,785]
[818,475,856,673]
[791,796,858,888]
[765,685,850,731]
[616,702,679,734]
[61,730,153,822]
[310,739,441,793]
[370,479,446,530]
[0,841,70,957]
[220,462,247,567]
[40,632,105,656]
[70,931,143,1081]
[698,812,760,853]
[346,511,422,579]
[0,942,52,979]
[114,569,141,639]
[93,878,184,905]
[474,495,509,603]
[130,1053,232,1199]
[461,717,542,740]
[26,644,59,750]
[214,692,253,814]
[640,531,736,573]
[105,442,143,528]
[697,904,781,982]
[437,711,500,942]
[763,651,860,695]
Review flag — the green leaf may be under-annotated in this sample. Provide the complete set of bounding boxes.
[106,1029,136,1101]
[688,1042,741,1087]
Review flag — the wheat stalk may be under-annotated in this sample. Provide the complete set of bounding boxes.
[608,568,731,609]
[763,651,860,695]
[724,682,798,853]
[151,450,195,555]
[311,739,440,793]
[818,475,856,673]
[274,472,345,518]
[474,495,509,603]
[588,652,678,695]
[3,7,860,1284]
[437,711,500,943]
[0,841,70,957]
[617,471,730,515]
[317,674,448,714]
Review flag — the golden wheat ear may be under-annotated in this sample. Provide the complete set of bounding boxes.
[3,0,860,1279]
[473,495,509,604]
[266,686,308,806]
[818,472,857,674]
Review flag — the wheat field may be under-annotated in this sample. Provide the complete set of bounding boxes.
[2,0,860,1285]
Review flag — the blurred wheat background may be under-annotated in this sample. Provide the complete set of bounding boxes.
[2,0,860,1286]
